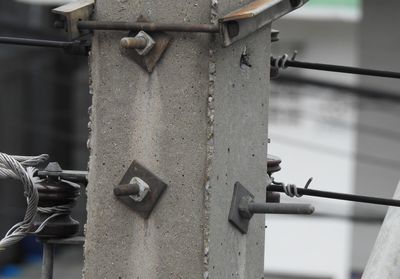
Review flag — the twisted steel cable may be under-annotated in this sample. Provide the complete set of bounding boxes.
[0,153,49,250]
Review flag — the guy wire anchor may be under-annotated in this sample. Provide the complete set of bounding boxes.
[271,52,400,79]
[267,177,400,207]
[229,182,314,234]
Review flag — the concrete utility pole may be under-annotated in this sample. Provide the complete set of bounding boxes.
[84,0,270,278]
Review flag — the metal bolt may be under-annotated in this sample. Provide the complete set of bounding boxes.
[229,182,314,234]
[238,196,254,219]
[120,31,156,56]
[114,177,150,202]
[120,37,147,49]
[238,193,314,219]
[239,197,314,219]
[114,183,141,196]
[248,202,315,215]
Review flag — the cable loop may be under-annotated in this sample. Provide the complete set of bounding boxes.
[271,51,298,70]
[271,177,313,198]
[272,53,289,69]
[0,153,50,251]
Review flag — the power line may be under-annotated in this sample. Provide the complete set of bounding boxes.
[272,56,400,80]
[268,183,400,207]
[0,36,77,49]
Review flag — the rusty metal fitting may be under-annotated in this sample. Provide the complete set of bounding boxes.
[120,31,155,56]
[120,37,147,49]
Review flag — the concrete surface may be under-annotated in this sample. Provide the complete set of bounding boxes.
[206,0,269,277]
[362,181,400,278]
[84,0,269,278]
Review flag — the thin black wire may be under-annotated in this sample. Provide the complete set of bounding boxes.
[267,184,400,207]
[286,59,400,80]
[271,56,400,80]
[0,37,78,49]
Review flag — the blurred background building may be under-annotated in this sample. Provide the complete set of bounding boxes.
[0,0,399,278]
[266,0,400,279]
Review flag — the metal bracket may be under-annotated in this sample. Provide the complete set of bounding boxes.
[120,16,172,73]
[52,0,94,41]
[219,0,308,47]
[52,0,304,49]
[229,182,314,234]
[37,165,88,185]
[229,182,254,234]
[115,161,167,219]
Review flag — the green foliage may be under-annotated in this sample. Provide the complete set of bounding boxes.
[308,0,359,8]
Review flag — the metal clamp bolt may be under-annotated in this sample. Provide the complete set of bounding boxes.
[229,182,314,234]
[113,161,167,219]
[114,176,150,202]
[120,31,155,56]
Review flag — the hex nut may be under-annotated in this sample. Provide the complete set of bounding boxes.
[129,177,150,202]
[135,31,155,56]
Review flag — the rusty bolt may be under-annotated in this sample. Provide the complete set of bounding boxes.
[120,31,156,56]
[120,37,147,49]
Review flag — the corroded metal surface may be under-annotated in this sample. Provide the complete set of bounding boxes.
[52,0,94,40]
[220,0,308,46]
[222,0,280,21]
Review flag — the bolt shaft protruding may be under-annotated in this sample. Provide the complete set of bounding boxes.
[114,183,141,196]
[120,37,147,49]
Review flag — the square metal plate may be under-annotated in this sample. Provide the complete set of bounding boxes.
[116,161,167,219]
[228,182,254,234]
[121,16,172,73]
